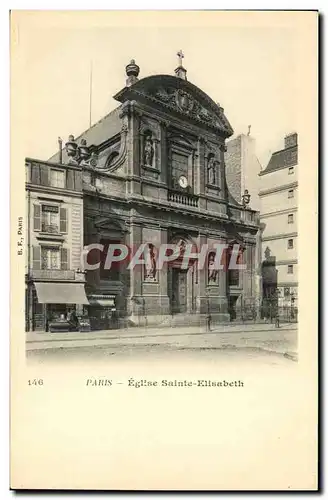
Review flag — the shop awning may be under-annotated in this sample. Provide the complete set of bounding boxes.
[34,282,89,304]
[88,295,115,308]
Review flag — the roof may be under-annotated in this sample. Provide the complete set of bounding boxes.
[114,74,234,138]
[48,106,122,163]
[260,144,298,176]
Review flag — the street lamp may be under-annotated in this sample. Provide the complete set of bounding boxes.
[290,291,295,320]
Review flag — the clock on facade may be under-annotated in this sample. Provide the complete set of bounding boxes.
[178,175,188,189]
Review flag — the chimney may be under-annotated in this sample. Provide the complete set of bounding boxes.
[284,132,298,149]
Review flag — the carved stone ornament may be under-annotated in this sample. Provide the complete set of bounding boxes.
[175,89,194,114]
[79,139,91,165]
[65,135,98,168]
[149,87,226,131]
[65,135,79,165]
[88,152,98,168]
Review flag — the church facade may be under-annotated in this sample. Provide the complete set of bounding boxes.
[43,56,260,329]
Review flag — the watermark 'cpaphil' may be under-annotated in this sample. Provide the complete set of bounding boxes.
[81,243,247,272]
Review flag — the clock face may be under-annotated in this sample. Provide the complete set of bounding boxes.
[178,175,188,189]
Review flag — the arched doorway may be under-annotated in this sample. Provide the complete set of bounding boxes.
[167,235,197,315]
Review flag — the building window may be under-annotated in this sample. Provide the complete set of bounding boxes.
[284,287,290,297]
[228,269,239,286]
[41,247,60,270]
[50,169,65,188]
[288,214,294,224]
[287,265,294,274]
[288,239,294,249]
[288,189,294,198]
[41,205,59,233]
[288,167,294,175]
[171,151,189,187]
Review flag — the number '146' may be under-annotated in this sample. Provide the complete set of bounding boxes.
[28,379,43,386]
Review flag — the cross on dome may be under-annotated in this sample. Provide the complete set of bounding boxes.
[177,50,184,66]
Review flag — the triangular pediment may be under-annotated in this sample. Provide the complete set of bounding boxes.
[114,75,233,137]
[94,217,126,233]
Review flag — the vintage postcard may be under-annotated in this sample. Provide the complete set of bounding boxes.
[10,10,318,490]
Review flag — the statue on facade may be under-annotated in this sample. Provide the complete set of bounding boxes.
[207,156,216,185]
[144,243,157,280]
[143,134,154,167]
[208,252,218,283]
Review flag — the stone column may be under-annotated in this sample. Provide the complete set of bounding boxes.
[196,233,207,314]
[121,101,141,195]
[158,227,170,317]
[158,121,169,202]
[206,237,229,323]
[197,137,206,210]
[28,284,33,331]
[128,220,143,323]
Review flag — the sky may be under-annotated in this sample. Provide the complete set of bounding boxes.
[12,11,306,168]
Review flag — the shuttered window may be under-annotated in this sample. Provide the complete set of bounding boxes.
[41,247,60,270]
[59,208,68,233]
[31,164,41,184]
[32,246,41,270]
[40,165,49,186]
[33,205,41,231]
[50,169,65,188]
[61,248,69,270]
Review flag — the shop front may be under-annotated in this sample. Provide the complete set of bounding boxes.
[87,294,117,330]
[27,281,89,331]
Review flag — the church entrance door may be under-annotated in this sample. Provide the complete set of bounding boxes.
[171,269,188,314]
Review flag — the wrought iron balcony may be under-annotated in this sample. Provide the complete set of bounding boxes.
[41,223,59,234]
[168,190,199,208]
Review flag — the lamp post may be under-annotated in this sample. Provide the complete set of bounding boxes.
[206,287,211,332]
[290,291,295,321]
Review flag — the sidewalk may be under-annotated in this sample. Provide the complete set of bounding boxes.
[26,323,297,358]
[26,322,296,343]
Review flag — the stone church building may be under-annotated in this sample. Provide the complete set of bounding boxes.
[47,55,259,328]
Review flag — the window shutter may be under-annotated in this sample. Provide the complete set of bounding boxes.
[32,246,41,270]
[60,208,67,233]
[67,169,75,190]
[40,165,49,186]
[31,164,41,184]
[33,205,41,231]
[61,248,69,270]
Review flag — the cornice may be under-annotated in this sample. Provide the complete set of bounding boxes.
[26,183,83,199]
[260,207,298,218]
[262,231,298,241]
[259,181,298,197]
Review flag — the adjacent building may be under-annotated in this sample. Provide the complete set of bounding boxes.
[259,132,298,308]
[225,132,262,307]
[225,132,261,211]
[25,158,88,331]
[26,56,260,331]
